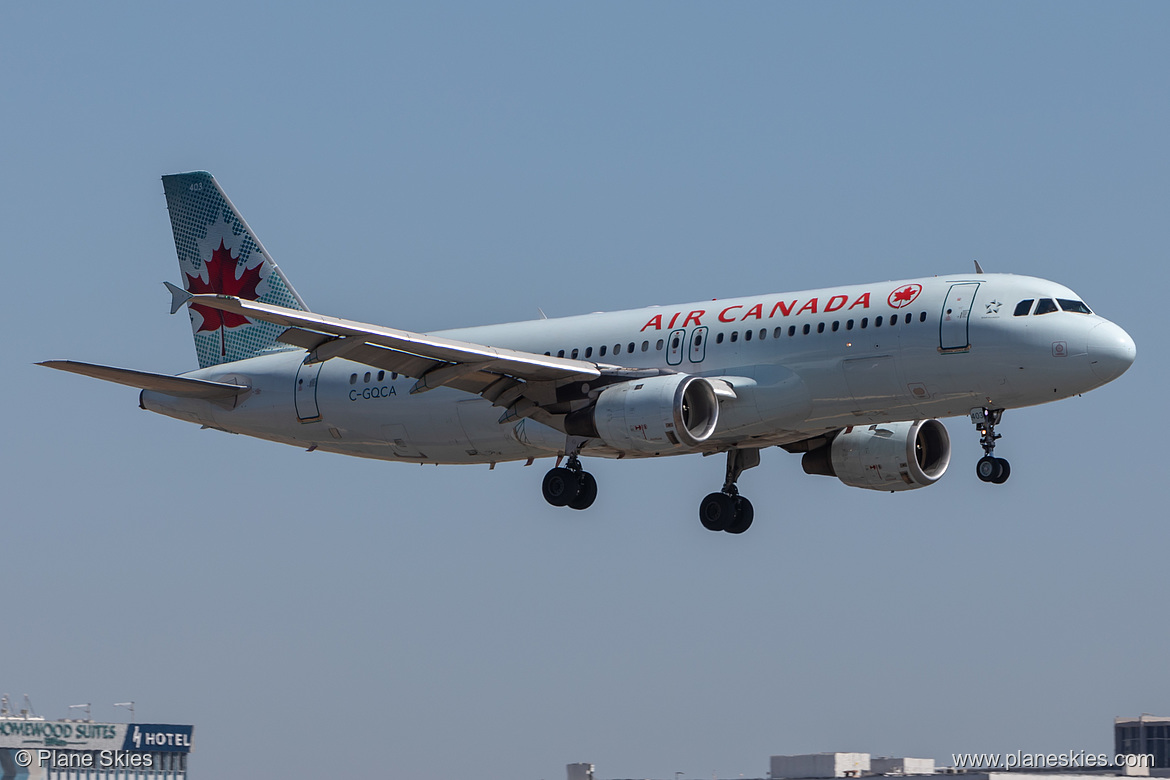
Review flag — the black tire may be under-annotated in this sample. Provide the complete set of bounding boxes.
[976,456,1002,483]
[725,496,754,534]
[699,492,734,532]
[568,471,598,510]
[542,467,580,507]
[991,457,1011,484]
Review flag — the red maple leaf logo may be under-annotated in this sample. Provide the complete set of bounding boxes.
[185,239,264,355]
[887,284,922,308]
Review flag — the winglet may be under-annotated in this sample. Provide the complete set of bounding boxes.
[165,281,192,314]
[973,260,985,274]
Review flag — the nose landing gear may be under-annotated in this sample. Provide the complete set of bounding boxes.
[699,448,759,534]
[971,407,1011,484]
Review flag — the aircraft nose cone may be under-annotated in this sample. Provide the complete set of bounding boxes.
[1087,320,1136,383]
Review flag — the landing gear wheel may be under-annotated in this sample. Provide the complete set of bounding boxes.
[542,467,580,507]
[725,497,754,535]
[699,492,735,532]
[568,471,598,510]
[991,458,1011,484]
[976,455,1003,483]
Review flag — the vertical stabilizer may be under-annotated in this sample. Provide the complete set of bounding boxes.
[162,171,308,368]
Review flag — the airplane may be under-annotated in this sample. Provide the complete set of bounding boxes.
[40,171,1137,534]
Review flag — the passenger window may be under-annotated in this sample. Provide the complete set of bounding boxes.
[817,322,825,333]
[846,319,854,330]
[544,351,551,356]
[1058,299,1092,314]
[759,328,767,340]
[641,341,649,352]
[744,329,752,341]
[875,316,883,327]
[904,313,912,324]
[831,321,839,332]
[656,339,664,350]
[557,350,565,358]
[585,346,593,358]
[377,371,384,381]
[919,311,927,322]
[788,325,796,337]
[614,344,621,355]
[1014,299,1034,316]
[628,342,635,353]
[730,331,739,342]
[802,323,810,335]
[716,332,724,344]
[861,317,868,328]
[349,373,357,384]
[571,348,579,359]
[1034,298,1058,315]
[391,372,398,380]
[599,345,607,357]
[363,372,371,383]
[774,327,783,339]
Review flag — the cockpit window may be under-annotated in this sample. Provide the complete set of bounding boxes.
[1013,299,1034,316]
[1034,298,1058,315]
[1057,298,1092,314]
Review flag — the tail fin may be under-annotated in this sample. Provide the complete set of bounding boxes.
[162,171,309,368]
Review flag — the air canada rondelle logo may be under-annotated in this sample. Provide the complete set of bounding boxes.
[887,283,922,308]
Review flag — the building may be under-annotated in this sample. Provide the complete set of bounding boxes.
[871,757,936,775]
[772,753,872,779]
[1117,717,1170,770]
[0,702,192,779]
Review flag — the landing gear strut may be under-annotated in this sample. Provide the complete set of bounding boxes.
[542,452,598,510]
[970,407,1011,484]
[699,448,760,534]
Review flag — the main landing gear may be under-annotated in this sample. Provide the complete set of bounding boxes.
[541,453,598,510]
[699,448,760,535]
[971,407,1011,484]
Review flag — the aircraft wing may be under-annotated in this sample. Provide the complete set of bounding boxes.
[184,294,606,421]
[38,360,249,399]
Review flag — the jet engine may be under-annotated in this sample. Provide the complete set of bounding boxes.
[801,419,951,491]
[565,374,719,454]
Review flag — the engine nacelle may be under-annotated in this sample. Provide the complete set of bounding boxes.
[567,374,719,454]
[802,419,951,491]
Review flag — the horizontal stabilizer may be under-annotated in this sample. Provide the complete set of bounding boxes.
[38,360,249,399]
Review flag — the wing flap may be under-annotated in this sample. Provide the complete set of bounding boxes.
[38,360,249,399]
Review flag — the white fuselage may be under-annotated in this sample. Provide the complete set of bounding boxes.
[142,272,1135,464]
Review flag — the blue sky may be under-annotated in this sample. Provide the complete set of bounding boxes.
[2,3,1166,779]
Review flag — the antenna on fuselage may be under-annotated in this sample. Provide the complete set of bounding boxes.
[973,260,985,274]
